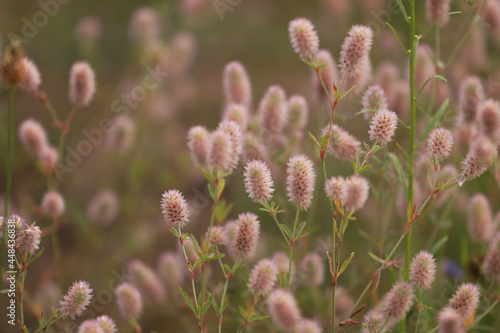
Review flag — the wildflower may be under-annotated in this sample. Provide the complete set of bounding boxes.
[158,252,185,286]
[447,283,480,320]
[268,289,302,330]
[287,95,309,131]
[232,212,260,259]
[467,194,493,243]
[478,99,500,143]
[223,103,248,130]
[248,258,278,296]
[41,191,65,219]
[18,57,41,92]
[78,320,103,333]
[339,25,373,76]
[217,120,243,173]
[206,225,226,246]
[244,160,274,203]
[362,85,388,118]
[458,76,484,124]
[325,124,361,161]
[242,133,268,163]
[187,125,209,167]
[75,16,102,46]
[286,154,315,210]
[294,319,321,333]
[409,250,437,289]
[368,109,398,145]
[364,310,384,332]
[312,49,338,101]
[300,252,324,287]
[426,0,452,27]
[19,118,48,157]
[96,315,117,333]
[129,6,160,47]
[163,32,197,78]
[324,176,346,205]
[105,115,136,153]
[273,251,295,286]
[380,281,415,322]
[427,127,453,161]
[258,85,287,134]
[471,135,497,166]
[38,145,58,170]
[343,176,369,212]
[288,18,319,58]
[223,61,252,108]
[127,260,166,303]
[87,190,120,226]
[16,223,41,255]
[60,281,93,319]
[438,308,464,333]
[207,130,233,172]
[115,282,143,320]
[69,62,96,107]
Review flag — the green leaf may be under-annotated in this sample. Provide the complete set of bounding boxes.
[417,99,449,148]
[280,224,292,239]
[223,264,232,275]
[190,234,202,254]
[309,131,321,149]
[422,11,462,37]
[248,315,269,322]
[417,75,447,99]
[239,305,248,320]
[321,133,328,149]
[203,293,214,313]
[206,254,225,261]
[28,248,44,264]
[357,164,372,174]
[295,221,307,239]
[213,300,221,315]
[388,153,407,199]
[169,227,180,238]
[430,236,449,254]
[179,287,197,315]
[277,272,287,289]
[395,0,409,23]
[201,168,214,182]
[386,23,408,54]
[216,178,226,199]
[207,183,216,201]
[338,252,355,276]
[192,258,203,270]
[354,108,378,117]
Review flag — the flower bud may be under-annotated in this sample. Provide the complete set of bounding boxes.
[19,118,48,157]
[207,130,233,172]
[206,225,226,246]
[409,250,436,289]
[187,125,209,167]
[294,319,321,333]
[380,281,415,322]
[362,85,388,118]
[447,283,480,320]
[244,159,274,203]
[60,280,93,319]
[217,120,243,173]
[458,76,484,124]
[78,320,102,333]
[18,57,41,92]
[127,259,166,303]
[325,176,346,205]
[343,176,369,213]
[438,308,464,333]
[286,154,315,210]
[427,127,453,161]
[16,222,41,255]
[426,0,451,27]
[115,282,142,320]
[158,252,185,287]
[325,124,361,161]
[248,258,278,296]
[96,315,117,333]
[87,190,120,226]
[288,18,319,58]
[368,109,398,145]
[312,50,338,102]
[339,25,373,77]
[223,61,252,108]
[287,95,308,131]
[232,212,260,260]
[105,115,135,153]
[478,99,500,143]
[258,85,287,134]
[41,191,65,219]
[161,189,189,229]
[300,252,324,287]
[223,103,248,130]
[69,62,96,107]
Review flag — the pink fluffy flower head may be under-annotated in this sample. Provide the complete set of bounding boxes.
[248,258,278,296]
[447,283,480,320]
[105,115,135,153]
[19,118,48,158]
[427,127,453,161]
[458,76,484,124]
[217,120,243,173]
[369,109,398,145]
[69,61,96,107]
[60,280,93,319]
[206,225,227,246]
[18,57,41,92]
[362,85,388,118]
[343,176,369,212]
[484,232,500,283]
[294,319,322,333]
[438,308,464,333]
[115,282,143,320]
[258,85,287,134]
[287,95,309,131]
[471,135,497,166]
[467,194,493,243]
[223,61,252,108]
[324,176,346,205]
[339,25,373,76]
[223,103,248,130]
[161,189,189,229]
[207,130,233,172]
[232,212,260,260]
[187,125,209,167]
[363,310,385,332]
[426,0,452,27]
[325,124,361,161]
[41,191,65,219]
[158,252,185,286]
[96,315,117,333]
[409,250,437,289]
[288,18,319,59]
[16,222,41,255]
[478,99,500,143]
[244,159,274,203]
[87,190,120,226]
[381,281,415,322]
[286,154,315,210]
[127,259,166,303]
[78,320,103,333]
[267,289,302,330]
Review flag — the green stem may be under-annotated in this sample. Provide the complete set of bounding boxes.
[218,253,240,333]
[57,107,78,173]
[287,208,300,291]
[19,268,26,325]
[179,225,198,311]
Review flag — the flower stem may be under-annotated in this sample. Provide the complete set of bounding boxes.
[287,208,300,291]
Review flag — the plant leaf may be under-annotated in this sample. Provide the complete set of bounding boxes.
[338,252,355,276]
[417,75,447,99]
[178,287,197,315]
[386,23,408,54]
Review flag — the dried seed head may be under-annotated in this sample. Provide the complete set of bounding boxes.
[19,118,48,157]
[223,103,248,130]
[267,289,302,330]
[78,320,103,333]
[438,308,464,333]
[105,115,136,153]
[96,315,117,333]
[38,145,58,170]
[484,232,500,282]
[41,191,65,219]
[242,133,268,163]
[187,125,209,167]
[232,212,260,260]
[161,189,189,229]
[426,0,451,27]
[127,259,166,303]
[248,258,278,296]
[478,99,500,143]
[223,61,252,108]
[343,176,369,213]
[324,176,346,205]
[87,190,120,226]
[158,252,185,286]
[206,225,227,246]
[258,85,287,134]
[287,95,308,131]
[467,194,493,243]
[286,154,316,210]
[60,280,93,319]
[339,25,373,76]
[380,281,415,322]
[409,250,437,289]
[294,319,322,333]
[312,49,338,102]
[363,310,385,333]
[115,282,143,320]
[18,57,41,92]
[427,127,453,161]
[325,124,361,161]
[447,283,481,320]
[217,120,243,173]
[1,41,25,88]
[362,85,388,118]
[368,109,398,145]
[458,76,484,124]
[300,252,324,287]
[288,18,319,58]
[207,130,233,172]
[244,159,274,203]
[129,6,160,48]
[16,222,42,255]
[69,62,96,107]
